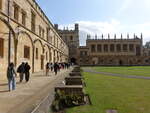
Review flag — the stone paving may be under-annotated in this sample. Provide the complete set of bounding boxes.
[0,68,72,113]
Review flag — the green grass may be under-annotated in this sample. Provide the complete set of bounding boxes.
[66,71,150,113]
[92,66,150,77]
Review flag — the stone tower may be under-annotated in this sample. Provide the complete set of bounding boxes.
[54,24,79,64]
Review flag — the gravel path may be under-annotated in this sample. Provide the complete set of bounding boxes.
[83,67,150,80]
[0,68,72,113]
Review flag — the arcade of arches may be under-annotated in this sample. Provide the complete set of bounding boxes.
[0,18,68,80]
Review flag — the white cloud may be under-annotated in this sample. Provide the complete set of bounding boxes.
[118,0,133,14]
[59,19,150,46]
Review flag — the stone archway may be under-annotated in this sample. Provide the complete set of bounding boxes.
[16,31,34,72]
[34,39,44,72]
[44,44,50,64]
[0,17,16,80]
[119,60,123,66]
[70,57,77,65]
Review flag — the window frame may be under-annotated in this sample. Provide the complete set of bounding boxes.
[0,38,4,58]
[24,45,30,59]
[14,2,19,21]
[36,48,38,59]
[21,10,26,26]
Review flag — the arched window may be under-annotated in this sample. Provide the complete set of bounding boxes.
[116,44,121,52]
[110,44,115,52]
[104,44,108,52]
[97,44,102,52]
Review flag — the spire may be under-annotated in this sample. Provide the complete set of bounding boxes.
[141,33,143,39]
[108,34,110,39]
[121,33,123,39]
[134,33,136,39]
[102,34,104,39]
[127,33,129,39]
[87,34,89,39]
[114,34,116,39]
[95,34,97,39]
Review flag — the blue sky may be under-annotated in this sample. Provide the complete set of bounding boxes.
[36,0,150,45]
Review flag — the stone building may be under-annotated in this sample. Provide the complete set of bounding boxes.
[77,34,150,66]
[54,24,79,64]
[0,0,69,80]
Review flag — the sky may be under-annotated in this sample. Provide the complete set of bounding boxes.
[36,0,150,46]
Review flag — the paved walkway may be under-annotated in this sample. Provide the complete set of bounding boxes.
[0,68,72,113]
[83,67,150,80]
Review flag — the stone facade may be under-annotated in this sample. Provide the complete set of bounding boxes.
[77,34,150,66]
[0,0,69,80]
[54,24,79,64]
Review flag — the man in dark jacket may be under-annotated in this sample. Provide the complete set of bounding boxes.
[17,62,25,82]
[54,62,59,75]
[24,62,31,82]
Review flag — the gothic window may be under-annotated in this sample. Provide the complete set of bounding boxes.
[110,44,115,52]
[31,11,36,32]
[97,44,102,52]
[36,48,38,59]
[14,3,19,21]
[123,44,128,52]
[0,38,4,58]
[39,26,42,37]
[91,45,96,53]
[24,46,30,59]
[104,44,108,52]
[42,29,45,38]
[116,44,121,52]
[129,44,134,52]
[21,10,26,26]
[46,27,49,41]
[136,45,141,56]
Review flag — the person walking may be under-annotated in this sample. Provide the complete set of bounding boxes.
[50,63,53,72]
[24,62,31,82]
[17,62,25,82]
[54,62,59,75]
[7,63,17,91]
[46,62,49,76]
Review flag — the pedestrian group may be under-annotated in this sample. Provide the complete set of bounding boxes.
[7,62,70,92]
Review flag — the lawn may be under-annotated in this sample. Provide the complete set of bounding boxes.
[92,66,150,77]
[66,71,150,113]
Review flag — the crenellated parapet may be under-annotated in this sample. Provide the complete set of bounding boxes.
[86,33,143,41]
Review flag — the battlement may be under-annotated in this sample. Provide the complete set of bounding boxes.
[54,23,79,32]
[86,33,143,41]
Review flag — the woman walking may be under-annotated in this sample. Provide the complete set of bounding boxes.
[7,63,17,91]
